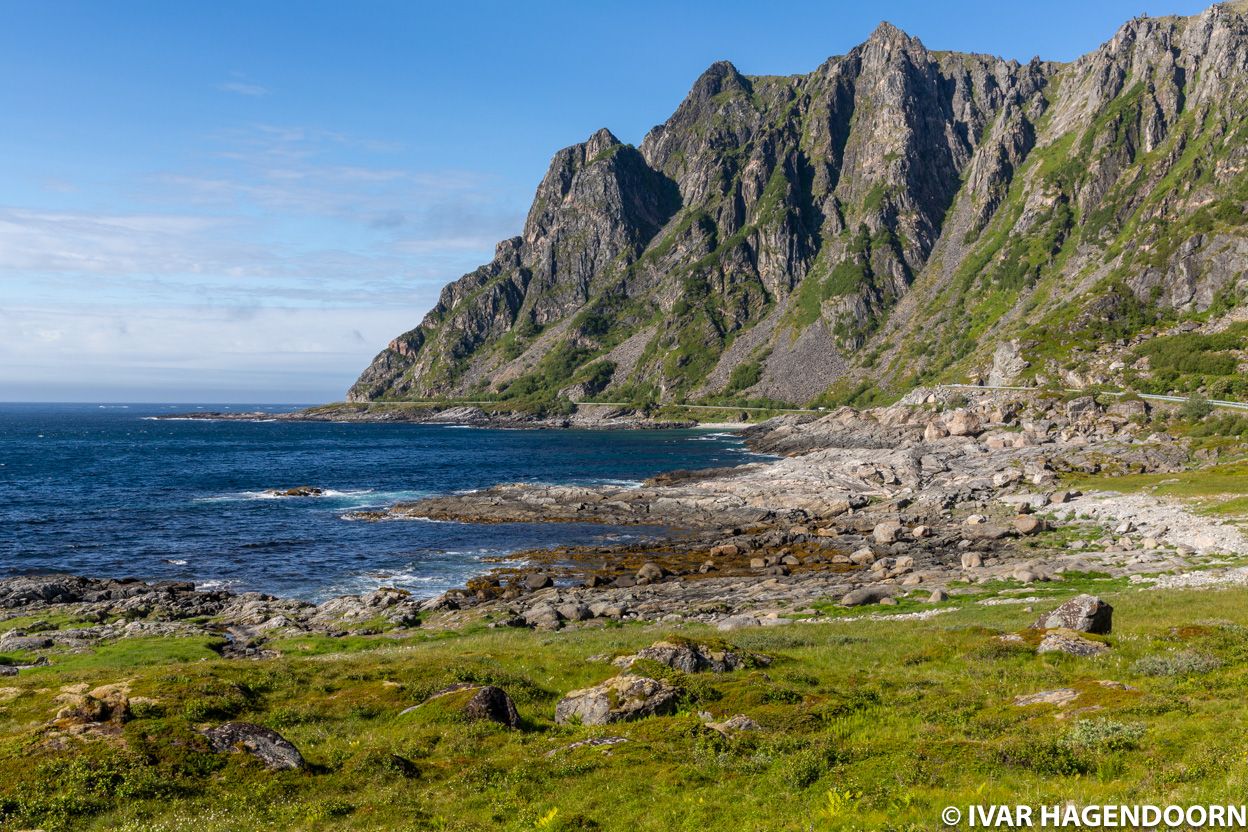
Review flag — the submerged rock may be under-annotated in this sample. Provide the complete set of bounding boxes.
[266,486,324,497]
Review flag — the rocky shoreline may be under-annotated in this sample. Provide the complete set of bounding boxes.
[7,387,1248,669]
[157,401,701,430]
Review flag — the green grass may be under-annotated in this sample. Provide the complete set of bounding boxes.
[11,585,1248,830]
[1066,462,1248,519]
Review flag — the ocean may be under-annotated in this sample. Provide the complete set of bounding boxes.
[0,403,759,601]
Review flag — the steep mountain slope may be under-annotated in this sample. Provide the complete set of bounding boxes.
[350,4,1248,408]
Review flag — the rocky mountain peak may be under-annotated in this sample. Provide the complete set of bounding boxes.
[350,4,1248,409]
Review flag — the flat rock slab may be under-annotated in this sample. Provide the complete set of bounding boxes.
[1013,688,1080,707]
[1037,630,1110,657]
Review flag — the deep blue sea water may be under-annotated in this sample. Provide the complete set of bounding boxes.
[0,404,758,601]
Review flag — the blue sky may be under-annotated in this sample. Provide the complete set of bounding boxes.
[0,0,1211,402]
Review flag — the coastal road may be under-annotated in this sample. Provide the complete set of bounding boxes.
[942,384,1248,412]
[358,386,1248,417]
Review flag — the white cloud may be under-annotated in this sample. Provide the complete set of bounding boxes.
[0,303,421,401]
[0,122,531,400]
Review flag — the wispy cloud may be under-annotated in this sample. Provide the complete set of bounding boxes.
[216,80,271,97]
[0,120,531,398]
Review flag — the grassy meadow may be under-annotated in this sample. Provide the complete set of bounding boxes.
[4,580,1248,831]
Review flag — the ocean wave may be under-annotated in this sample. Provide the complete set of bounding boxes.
[194,488,430,506]
[163,558,189,565]
[194,578,242,591]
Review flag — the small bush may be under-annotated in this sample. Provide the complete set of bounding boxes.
[1132,650,1222,677]
[1180,393,1214,421]
[1066,718,1145,752]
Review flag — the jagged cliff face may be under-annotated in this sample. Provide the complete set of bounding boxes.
[350,4,1248,406]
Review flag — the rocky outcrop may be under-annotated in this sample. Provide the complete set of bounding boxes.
[351,5,1248,408]
[612,639,766,673]
[200,722,306,771]
[554,675,679,725]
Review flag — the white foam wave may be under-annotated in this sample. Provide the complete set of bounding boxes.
[195,578,242,591]
[195,488,430,505]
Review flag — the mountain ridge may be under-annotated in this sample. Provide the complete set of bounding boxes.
[349,3,1248,409]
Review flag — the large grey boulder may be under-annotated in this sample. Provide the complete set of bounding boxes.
[1033,594,1113,634]
[201,722,305,770]
[554,675,678,725]
[840,586,893,607]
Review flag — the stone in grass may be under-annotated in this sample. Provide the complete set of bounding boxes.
[1032,594,1113,634]
[840,586,893,607]
[200,722,305,770]
[612,638,770,674]
[1036,630,1109,657]
[1013,688,1079,707]
[555,675,678,725]
[706,714,762,735]
[401,683,522,728]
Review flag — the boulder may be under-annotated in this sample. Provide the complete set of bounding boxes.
[522,605,563,630]
[522,573,553,591]
[554,675,678,725]
[960,552,983,569]
[945,410,983,437]
[200,722,305,770]
[841,586,893,607]
[556,603,592,622]
[1012,515,1046,536]
[1065,396,1099,418]
[715,614,760,631]
[613,639,767,673]
[710,544,741,557]
[420,683,521,728]
[636,562,667,583]
[0,634,52,652]
[927,589,949,603]
[849,548,876,566]
[872,520,903,545]
[1032,594,1112,634]
[52,682,132,734]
